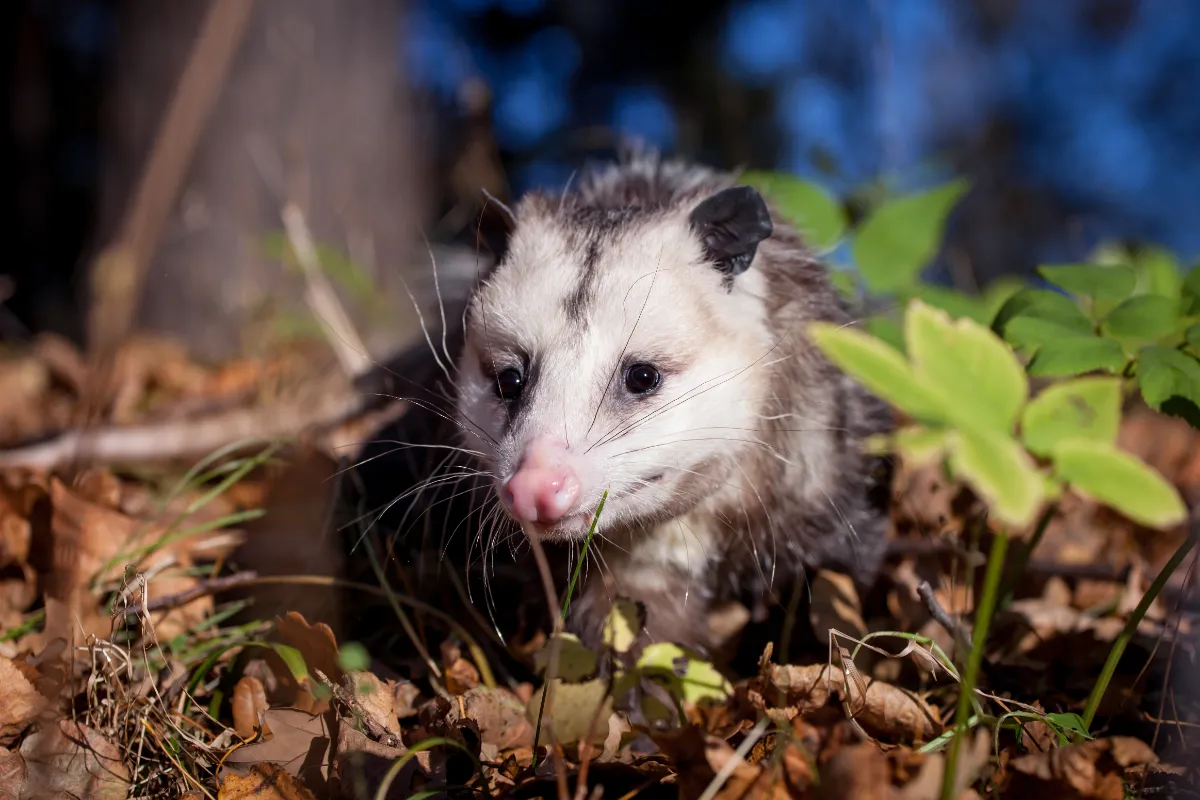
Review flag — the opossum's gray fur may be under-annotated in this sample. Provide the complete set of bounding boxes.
[449,150,894,652]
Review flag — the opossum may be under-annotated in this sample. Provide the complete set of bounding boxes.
[438,153,894,654]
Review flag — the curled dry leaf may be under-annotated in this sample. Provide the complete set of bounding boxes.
[0,656,46,745]
[218,761,319,800]
[751,661,942,743]
[232,676,270,740]
[20,718,131,800]
[275,611,343,686]
[1008,736,1158,800]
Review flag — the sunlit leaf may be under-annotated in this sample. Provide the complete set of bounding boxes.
[1026,336,1127,378]
[892,426,952,466]
[1051,440,1187,530]
[949,428,1045,530]
[808,321,945,422]
[533,633,598,682]
[602,599,641,655]
[906,300,1027,433]
[743,170,847,251]
[852,179,969,293]
[637,643,732,706]
[1020,377,1122,457]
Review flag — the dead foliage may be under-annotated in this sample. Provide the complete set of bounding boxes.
[0,334,1195,799]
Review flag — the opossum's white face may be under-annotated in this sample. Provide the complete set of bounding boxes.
[455,187,778,542]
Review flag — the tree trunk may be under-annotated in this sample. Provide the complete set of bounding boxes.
[93,0,429,363]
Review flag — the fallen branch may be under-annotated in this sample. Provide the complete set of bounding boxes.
[0,389,386,471]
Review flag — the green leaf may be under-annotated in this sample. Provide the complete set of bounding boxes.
[1184,265,1200,315]
[828,268,859,301]
[808,321,945,421]
[269,644,309,682]
[906,300,1027,433]
[637,643,732,706]
[1020,377,1122,458]
[892,426,952,467]
[1045,712,1092,743]
[910,284,992,323]
[533,633,598,682]
[1026,336,1127,378]
[743,171,847,251]
[865,315,906,353]
[1101,295,1181,342]
[980,278,1027,325]
[1136,346,1200,410]
[337,642,371,673]
[992,289,1093,347]
[949,428,1045,529]
[1134,245,1184,301]
[1038,263,1136,305]
[1051,440,1187,529]
[852,179,969,294]
[1186,323,1200,350]
[602,599,641,655]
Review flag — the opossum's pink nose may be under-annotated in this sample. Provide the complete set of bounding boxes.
[502,438,581,525]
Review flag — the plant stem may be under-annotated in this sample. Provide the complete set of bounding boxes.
[1081,529,1197,730]
[997,502,1057,610]
[941,529,1008,800]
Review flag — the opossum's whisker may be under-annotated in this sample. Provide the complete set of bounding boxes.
[419,231,457,373]
[398,270,454,386]
[367,392,498,447]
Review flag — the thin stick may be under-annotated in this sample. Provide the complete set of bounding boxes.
[281,202,372,377]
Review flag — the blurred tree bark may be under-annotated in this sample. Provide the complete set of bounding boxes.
[92,0,429,363]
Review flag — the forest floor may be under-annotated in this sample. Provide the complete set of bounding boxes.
[0,330,1197,800]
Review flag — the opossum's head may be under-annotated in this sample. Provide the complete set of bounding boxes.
[455,182,778,542]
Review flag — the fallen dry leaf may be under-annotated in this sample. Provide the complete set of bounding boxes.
[337,671,399,741]
[815,742,901,800]
[218,761,318,800]
[750,660,942,743]
[0,656,46,745]
[810,570,868,641]
[20,718,131,800]
[898,730,991,800]
[421,685,535,751]
[0,747,26,800]
[223,707,333,787]
[656,725,790,800]
[1007,736,1159,800]
[334,720,419,800]
[233,676,270,740]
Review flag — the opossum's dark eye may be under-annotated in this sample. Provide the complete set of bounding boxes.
[624,363,661,395]
[494,368,524,401]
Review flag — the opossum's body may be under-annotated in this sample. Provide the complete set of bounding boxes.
[451,154,893,652]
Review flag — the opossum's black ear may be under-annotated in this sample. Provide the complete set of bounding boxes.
[688,186,773,277]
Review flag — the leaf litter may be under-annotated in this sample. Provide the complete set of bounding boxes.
[0,332,1194,799]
